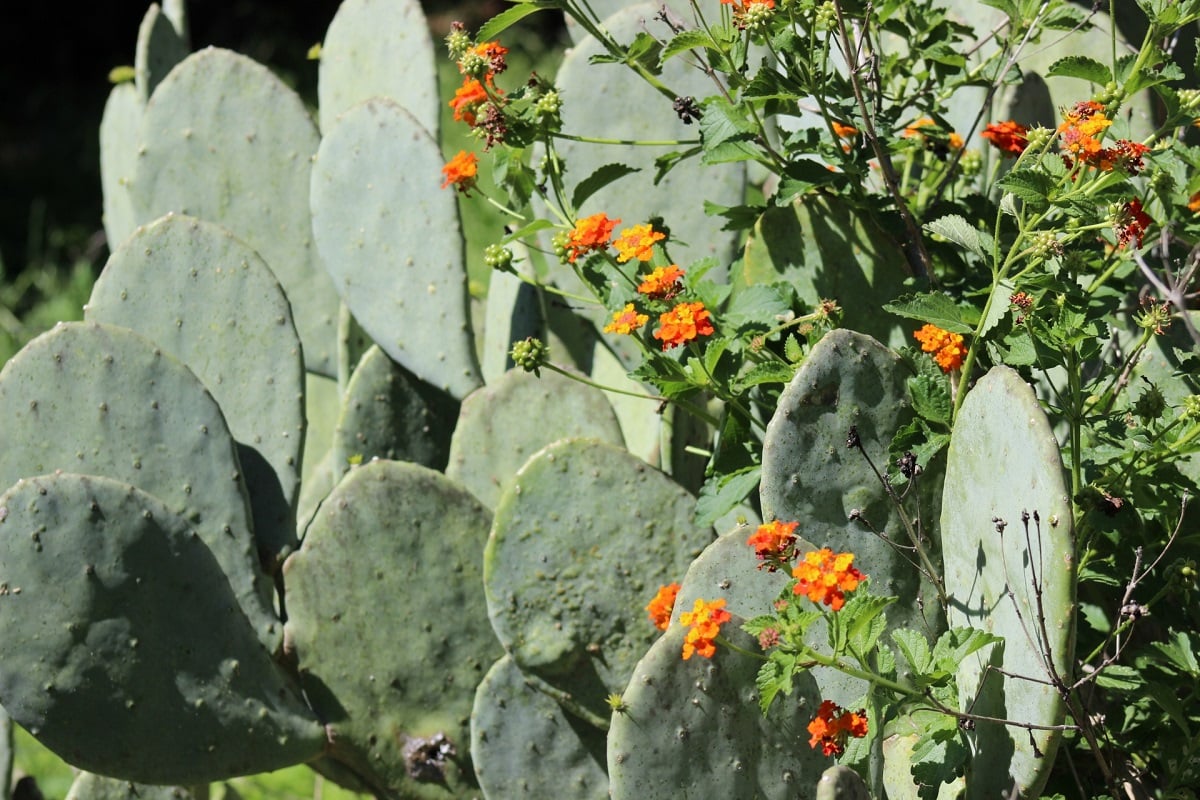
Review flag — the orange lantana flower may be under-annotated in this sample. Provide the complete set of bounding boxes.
[747,520,799,569]
[653,301,714,350]
[807,700,869,756]
[912,323,965,373]
[603,303,649,335]
[614,223,666,263]
[449,78,488,126]
[1059,100,1112,160]
[1188,192,1200,214]
[637,265,685,299]
[441,150,478,193]
[678,597,732,660]
[565,213,620,263]
[646,582,681,631]
[831,121,858,139]
[791,549,865,611]
[981,121,1029,156]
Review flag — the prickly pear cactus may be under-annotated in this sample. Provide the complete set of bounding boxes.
[66,773,200,800]
[134,2,188,103]
[816,765,872,800]
[760,329,942,705]
[470,655,609,799]
[484,438,715,718]
[282,459,499,798]
[310,97,482,399]
[0,321,279,651]
[86,212,305,567]
[445,367,624,509]
[316,0,439,135]
[940,366,1074,797]
[130,46,339,376]
[333,344,459,477]
[741,196,910,349]
[607,622,831,799]
[0,473,325,785]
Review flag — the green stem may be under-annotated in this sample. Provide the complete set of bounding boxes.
[550,132,698,147]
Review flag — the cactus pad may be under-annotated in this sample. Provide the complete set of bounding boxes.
[87,213,305,567]
[310,97,482,399]
[483,438,714,716]
[0,321,278,650]
[282,459,499,798]
[940,366,1074,796]
[0,473,325,784]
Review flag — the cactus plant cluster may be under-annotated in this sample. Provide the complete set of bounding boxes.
[4,0,1187,797]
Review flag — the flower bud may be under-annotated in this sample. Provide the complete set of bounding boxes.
[484,243,515,273]
[510,337,549,376]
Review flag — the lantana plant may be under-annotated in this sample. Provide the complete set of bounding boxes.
[442,0,1200,794]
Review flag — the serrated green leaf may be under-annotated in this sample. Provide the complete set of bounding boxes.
[909,372,952,426]
[784,333,803,362]
[843,593,895,655]
[501,218,555,244]
[1046,55,1112,85]
[931,627,1001,673]
[1094,664,1142,690]
[660,30,715,64]
[731,361,796,392]
[924,214,994,261]
[882,292,977,333]
[723,285,792,331]
[892,628,933,673]
[979,279,1014,337]
[571,163,640,209]
[998,169,1054,212]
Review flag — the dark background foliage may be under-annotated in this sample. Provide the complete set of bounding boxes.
[0,0,541,275]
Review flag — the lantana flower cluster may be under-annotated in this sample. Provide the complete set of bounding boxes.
[807,700,869,757]
[553,214,716,351]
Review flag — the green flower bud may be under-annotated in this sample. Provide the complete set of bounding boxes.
[445,22,472,60]
[484,243,515,273]
[1023,125,1053,152]
[551,230,571,262]
[458,51,488,80]
[510,337,549,376]
[958,149,983,177]
[1132,381,1166,423]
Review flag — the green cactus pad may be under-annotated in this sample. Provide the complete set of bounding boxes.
[333,345,458,478]
[134,2,188,104]
[445,368,624,509]
[760,329,937,619]
[66,773,200,800]
[480,253,542,384]
[87,213,305,568]
[940,366,1074,796]
[99,82,143,251]
[470,655,608,800]
[815,766,872,800]
[130,47,339,376]
[310,97,482,399]
[553,3,746,265]
[483,438,714,716]
[316,0,439,136]
[0,473,325,784]
[741,196,911,349]
[282,460,499,798]
[607,621,830,799]
[0,321,279,651]
[0,705,10,800]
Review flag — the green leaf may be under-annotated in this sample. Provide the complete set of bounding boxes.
[699,97,756,148]
[475,1,557,41]
[924,214,994,261]
[979,279,1015,338]
[571,163,640,209]
[695,466,761,527]
[1093,664,1142,690]
[892,628,933,673]
[501,219,555,244]
[1148,630,1200,676]
[625,32,663,75]
[702,200,767,232]
[1046,55,1112,85]
[931,627,1000,673]
[909,372,952,427]
[660,30,715,64]
[730,361,796,392]
[998,169,1054,212]
[755,651,798,714]
[883,292,977,333]
[723,285,792,331]
[843,592,895,655]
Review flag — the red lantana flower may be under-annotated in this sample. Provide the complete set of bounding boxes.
[645,582,681,631]
[653,301,714,350]
[678,597,732,660]
[1114,198,1153,248]
[565,213,620,263]
[747,520,799,569]
[791,549,865,611]
[449,78,488,126]
[981,120,1029,156]
[603,303,649,335]
[807,700,869,756]
[441,150,478,193]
